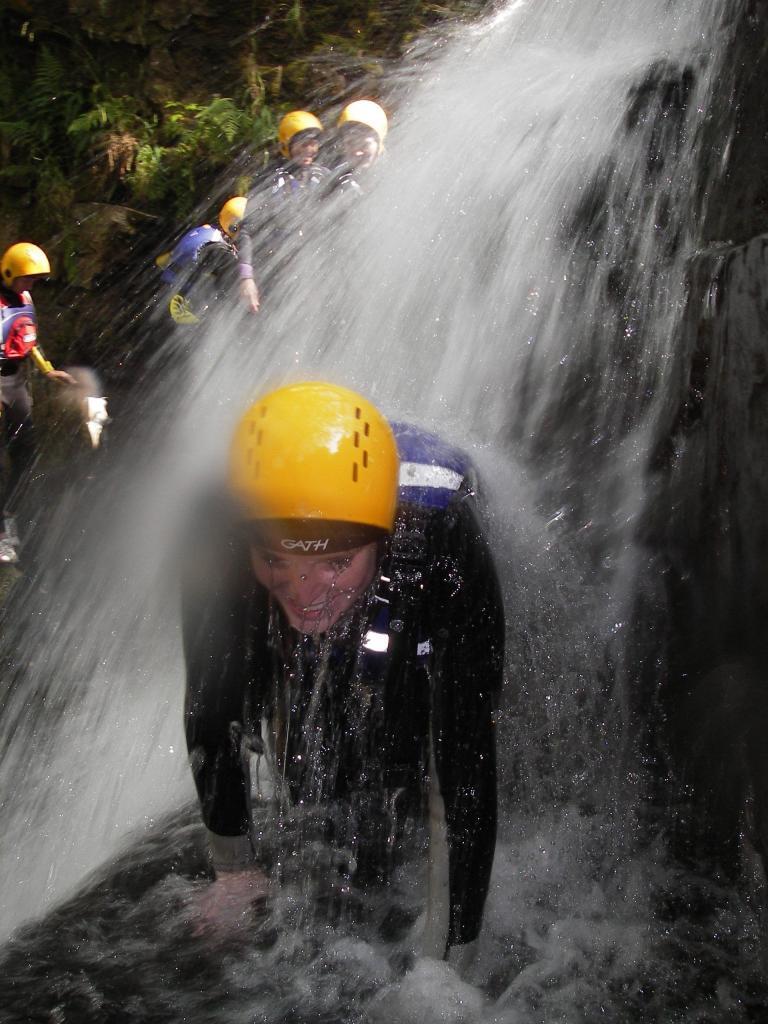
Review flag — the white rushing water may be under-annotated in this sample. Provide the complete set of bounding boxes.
[3,0,761,1017]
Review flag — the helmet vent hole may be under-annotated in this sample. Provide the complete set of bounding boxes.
[354,431,360,448]
[364,422,370,437]
[355,407,361,419]
[363,451,368,468]
[352,462,358,483]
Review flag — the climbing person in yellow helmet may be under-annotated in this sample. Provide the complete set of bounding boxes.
[236,111,330,314]
[182,381,504,967]
[218,196,246,241]
[0,242,76,564]
[154,198,242,326]
[328,99,389,197]
[277,110,325,170]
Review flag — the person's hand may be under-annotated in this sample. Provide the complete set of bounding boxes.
[239,278,260,314]
[46,369,77,385]
[189,868,270,938]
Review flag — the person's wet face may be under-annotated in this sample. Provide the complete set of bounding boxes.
[289,132,320,166]
[250,542,379,635]
[341,127,380,170]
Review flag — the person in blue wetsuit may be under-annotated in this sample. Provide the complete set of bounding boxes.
[155,201,242,326]
[182,381,505,962]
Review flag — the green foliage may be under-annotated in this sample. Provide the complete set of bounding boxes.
[1,47,275,220]
[0,45,86,168]
[67,87,149,138]
[0,0,486,269]
[163,98,250,157]
[130,143,166,202]
[286,1,305,40]
[126,97,276,217]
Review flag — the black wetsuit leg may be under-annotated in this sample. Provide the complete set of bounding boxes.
[0,370,36,517]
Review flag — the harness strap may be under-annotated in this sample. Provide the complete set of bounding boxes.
[366,504,435,788]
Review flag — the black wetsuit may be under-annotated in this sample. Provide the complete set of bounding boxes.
[324,161,369,199]
[236,162,330,292]
[182,431,505,949]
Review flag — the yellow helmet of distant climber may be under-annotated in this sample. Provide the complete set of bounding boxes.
[219,196,246,238]
[337,100,388,144]
[229,381,399,551]
[1,242,51,284]
[277,110,323,158]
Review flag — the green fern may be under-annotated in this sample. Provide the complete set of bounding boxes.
[27,47,68,118]
[1,46,86,169]
[0,119,39,150]
[131,143,167,201]
[68,88,149,135]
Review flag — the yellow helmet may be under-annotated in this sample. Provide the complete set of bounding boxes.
[277,110,323,157]
[1,242,51,284]
[219,196,246,238]
[338,100,388,144]
[229,381,399,550]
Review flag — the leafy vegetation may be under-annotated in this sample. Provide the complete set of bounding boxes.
[66,93,276,215]
[1,2,485,243]
[0,41,276,224]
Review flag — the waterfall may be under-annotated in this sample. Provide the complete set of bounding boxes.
[3,0,762,1017]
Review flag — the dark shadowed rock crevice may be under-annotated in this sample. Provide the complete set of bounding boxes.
[637,0,768,885]
[702,0,768,246]
[644,231,768,880]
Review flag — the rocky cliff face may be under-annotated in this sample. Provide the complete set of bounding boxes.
[647,233,768,879]
[702,0,768,246]
[640,0,768,884]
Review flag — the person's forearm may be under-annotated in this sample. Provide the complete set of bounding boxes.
[236,229,254,278]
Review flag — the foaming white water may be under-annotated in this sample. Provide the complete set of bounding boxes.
[0,6,737,1002]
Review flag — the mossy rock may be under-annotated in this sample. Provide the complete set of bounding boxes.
[64,203,145,288]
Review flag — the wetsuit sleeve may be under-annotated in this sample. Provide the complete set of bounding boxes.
[181,501,269,870]
[235,186,272,280]
[235,202,255,279]
[430,498,505,946]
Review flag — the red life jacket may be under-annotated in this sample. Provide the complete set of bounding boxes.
[0,290,38,359]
